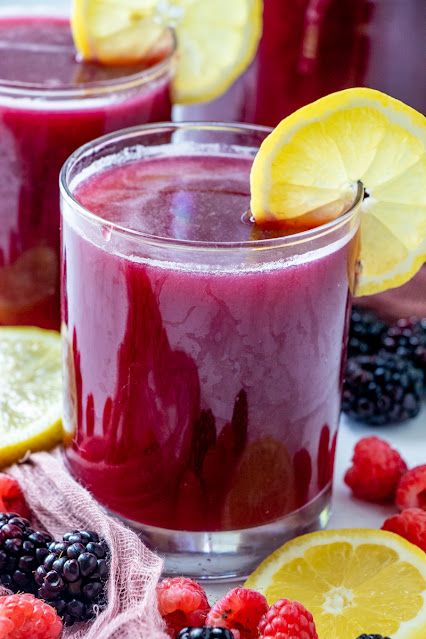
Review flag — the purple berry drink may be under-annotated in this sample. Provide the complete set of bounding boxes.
[176,0,425,126]
[0,9,174,329]
[60,123,362,579]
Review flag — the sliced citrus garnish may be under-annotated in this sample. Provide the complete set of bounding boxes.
[222,436,296,529]
[245,528,426,639]
[0,248,58,325]
[250,88,426,296]
[71,0,166,67]
[71,0,263,104]
[0,327,63,469]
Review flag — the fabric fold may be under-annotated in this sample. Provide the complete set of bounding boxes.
[7,449,169,639]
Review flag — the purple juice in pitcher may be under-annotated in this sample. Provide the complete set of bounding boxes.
[61,129,361,539]
[176,0,425,126]
[0,14,174,329]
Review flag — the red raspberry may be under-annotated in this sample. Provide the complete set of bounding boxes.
[157,577,210,637]
[0,593,62,639]
[382,507,426,552]
[0,474,30,519]
[206,587,268,639]
[258,598,318,639]
[395,464,426,511]
[344,436,407,501]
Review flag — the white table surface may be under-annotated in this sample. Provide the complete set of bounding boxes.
[205,404,426,601]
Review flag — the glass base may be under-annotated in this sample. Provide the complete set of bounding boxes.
[114,484,332,581]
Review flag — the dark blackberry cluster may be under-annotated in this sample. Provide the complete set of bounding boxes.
[344,308,425,425]
[0,513,52,594]
[35,529,109,626]
[355,635,391,639]
[348,308,388,357]
[381,317,426,378]
[0,514,109,627]
[177,628,235,639]
[343,353,424,425]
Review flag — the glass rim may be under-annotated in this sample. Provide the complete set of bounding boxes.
[0,7,176,99]
[60,121,364,252]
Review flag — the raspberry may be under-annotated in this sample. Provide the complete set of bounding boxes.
[157,577,210,637]
[395,464,426,511]
[35,529,109,626]
[382,508,426,553]
[344,437,407,502]
[206,587,268,639]
[0,475,30,520]
[258,598,318,639]
[177,628,235,638]
[0,593,62,639]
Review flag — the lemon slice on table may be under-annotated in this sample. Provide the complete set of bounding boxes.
[245,529,426,639]
[0,327,63,469]
[71,0,263,103]
[250,88,426,296]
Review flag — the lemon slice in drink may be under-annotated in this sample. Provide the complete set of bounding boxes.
[0,327,63,469]
[245,529,426,638]
[250,88,426,296]
[222,437,296,529]
[71,0,263,103]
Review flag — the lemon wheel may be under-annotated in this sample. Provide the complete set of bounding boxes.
[71,0,263,104]
[0,327,63,469]
[250,88,426,296]
[245,528,426,638]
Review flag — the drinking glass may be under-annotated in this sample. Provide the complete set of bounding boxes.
[0,1,175,329]
[60,122,363,579]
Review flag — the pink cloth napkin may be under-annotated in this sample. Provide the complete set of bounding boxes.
[5,450,169,639]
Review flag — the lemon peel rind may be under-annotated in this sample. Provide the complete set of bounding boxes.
[171,0,263,104]
[71,0,263,105]
[0,418,63,470]
[250,88,426,297]
[0,327,63,470]
[244,528,426,639]
[71,0,92,59]
[244,528,426,593]
[250,88,426,220]
[356,228,426,296]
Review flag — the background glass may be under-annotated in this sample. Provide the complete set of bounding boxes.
[0,1,174,329]
[175,0,425,125]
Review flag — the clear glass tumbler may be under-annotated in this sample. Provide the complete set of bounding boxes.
[0,2,175,329]
[60,122,363,580]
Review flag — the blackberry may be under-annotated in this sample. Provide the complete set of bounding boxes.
[177,628,235,639]
[348,307,388,358]
[342,353,424,425]
[381,317,426,380]
[355,635,391,639]
[0,512,52,593]
[35,529,109,626]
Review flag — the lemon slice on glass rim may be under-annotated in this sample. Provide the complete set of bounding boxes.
[245,528,426,639]
[71,0,263,104]
[0,327,63,469]
[250,88,426,297]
